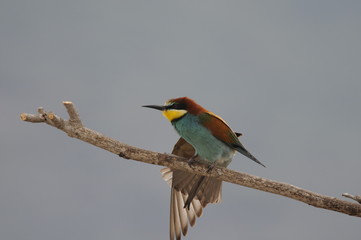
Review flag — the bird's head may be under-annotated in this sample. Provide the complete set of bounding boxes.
[143,97,206,122]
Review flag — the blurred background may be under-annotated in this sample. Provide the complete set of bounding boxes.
[1,1,360,239]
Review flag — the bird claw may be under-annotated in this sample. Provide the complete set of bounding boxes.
[187,158,196,167]
[187,154,198,168]
[206,164,215,173]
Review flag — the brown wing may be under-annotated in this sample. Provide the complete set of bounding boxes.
[198,112,241,148]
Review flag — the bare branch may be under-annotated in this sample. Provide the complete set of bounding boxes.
[21,102,361,218]
[20,112,45,122]
[63,101,82,126]
[342,193,361,204]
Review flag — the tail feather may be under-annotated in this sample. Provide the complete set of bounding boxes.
[162,168,221,240]
[162,135,231,240]
[201,177,222,206]
[171,188,182,240]
[175,188,188,236]
[184,176,206,209]
[234,144,266,167]
[172,170,200,194]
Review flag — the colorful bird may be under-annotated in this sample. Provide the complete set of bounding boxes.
[143,97,265,239]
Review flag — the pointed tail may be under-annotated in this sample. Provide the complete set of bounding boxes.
[234,144,266,167]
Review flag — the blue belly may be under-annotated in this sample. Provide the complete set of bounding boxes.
[172,114,235,167]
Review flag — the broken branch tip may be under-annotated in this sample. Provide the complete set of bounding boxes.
[48,113,55,120]
[20,113,27,121]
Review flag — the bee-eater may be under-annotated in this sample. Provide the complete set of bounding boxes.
[143,97,265,240]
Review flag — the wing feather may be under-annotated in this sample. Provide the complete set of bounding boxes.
[199,112,265,167]
[198,112,240,147]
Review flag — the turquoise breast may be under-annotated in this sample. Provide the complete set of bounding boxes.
[172,113,235,167]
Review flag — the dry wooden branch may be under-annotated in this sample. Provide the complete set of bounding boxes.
[20,101,361,218]
[342,193,361,204]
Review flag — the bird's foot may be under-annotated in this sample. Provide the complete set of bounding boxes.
[187,154,198,167]
[206,164,215,173]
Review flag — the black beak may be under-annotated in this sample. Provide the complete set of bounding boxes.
[142,105,165,111]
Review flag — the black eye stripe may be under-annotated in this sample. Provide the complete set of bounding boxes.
[165,102,186,110]
[173,103,182,109]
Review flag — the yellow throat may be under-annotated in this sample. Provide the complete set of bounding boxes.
[162,109,187,122]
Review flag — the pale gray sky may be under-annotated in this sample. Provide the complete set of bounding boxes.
[1,1,360,239]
